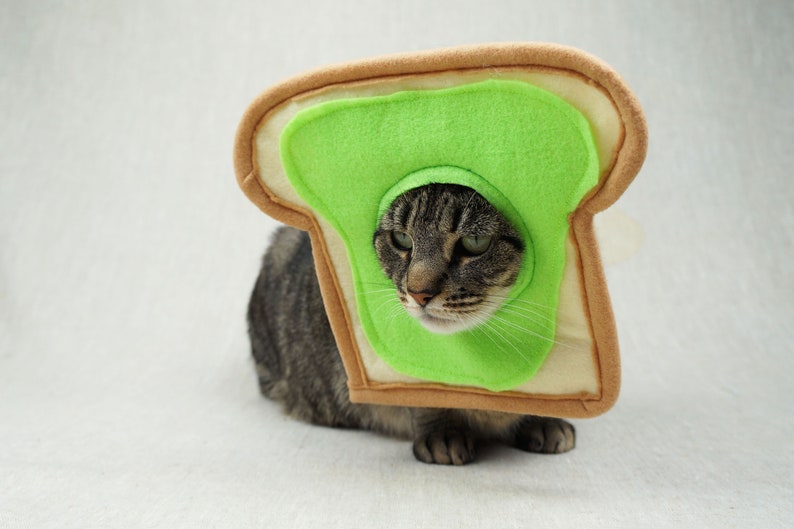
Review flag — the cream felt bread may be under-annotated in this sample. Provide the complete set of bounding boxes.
[234,43,647,417]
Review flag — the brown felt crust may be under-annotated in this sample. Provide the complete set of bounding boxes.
[234,43,647,418]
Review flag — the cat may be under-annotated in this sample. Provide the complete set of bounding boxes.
[247,184,575,465]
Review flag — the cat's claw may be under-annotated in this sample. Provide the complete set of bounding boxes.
[412,430,476,465]
[514,417,575,454]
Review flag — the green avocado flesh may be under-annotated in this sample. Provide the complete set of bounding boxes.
[279,79,598,391]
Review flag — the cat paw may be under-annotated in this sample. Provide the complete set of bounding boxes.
[514,417,575,454]
[412,430,476,465]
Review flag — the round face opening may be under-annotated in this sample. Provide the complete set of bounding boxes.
[374,183,525,335]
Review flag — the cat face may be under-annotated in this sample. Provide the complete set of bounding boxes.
[373,184,524,334]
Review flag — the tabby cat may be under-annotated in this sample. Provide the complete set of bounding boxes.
[247,184,575,465]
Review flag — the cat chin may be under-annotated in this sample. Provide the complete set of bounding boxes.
[416,314,476,335]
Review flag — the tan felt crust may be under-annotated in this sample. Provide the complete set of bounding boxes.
[234,43,647,418]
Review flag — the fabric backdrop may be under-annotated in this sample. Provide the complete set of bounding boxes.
[1,1,792,527]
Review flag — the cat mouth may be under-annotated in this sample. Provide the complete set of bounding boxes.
[406,295,506,334]
[400,291,503,334]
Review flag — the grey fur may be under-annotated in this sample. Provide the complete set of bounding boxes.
[248,184,575,464]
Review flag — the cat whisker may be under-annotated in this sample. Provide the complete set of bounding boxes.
[486,294,561,312]
[487,313,552,342]
[470,317,517,365]
[486,297,556,316]
[481,301,557,331]
[360,288,401,296]
[372,300,404,332]
[383,303,409,330]
[486,313,578,350]
[469,313,535,368]
[364,289,401,303]
[370,294,403,317]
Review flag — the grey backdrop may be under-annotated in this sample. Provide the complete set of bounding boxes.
[2,1,792,527]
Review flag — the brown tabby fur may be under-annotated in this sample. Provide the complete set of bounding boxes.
[248,184,574,465]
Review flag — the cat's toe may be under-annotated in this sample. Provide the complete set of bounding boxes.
[413,430,476,465]
[514,417,575,454]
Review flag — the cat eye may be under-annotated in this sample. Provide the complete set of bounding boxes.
[391,230,413,250]
[460,234,492,255]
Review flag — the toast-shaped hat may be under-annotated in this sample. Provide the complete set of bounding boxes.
[234,43,647,418]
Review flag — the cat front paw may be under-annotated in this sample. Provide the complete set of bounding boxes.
[412,430,476,465]
[513,417,575,454]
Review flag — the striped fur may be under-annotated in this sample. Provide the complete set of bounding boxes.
[248,185,575,464]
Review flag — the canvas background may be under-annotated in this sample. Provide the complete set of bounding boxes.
[2,1,792,527]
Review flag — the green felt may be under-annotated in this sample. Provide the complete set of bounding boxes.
[280,79,598,391]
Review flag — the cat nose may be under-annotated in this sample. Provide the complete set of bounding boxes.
[408,290,436,307]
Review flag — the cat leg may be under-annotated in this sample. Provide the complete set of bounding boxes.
[511,416,576,454]
[411,409,477,465]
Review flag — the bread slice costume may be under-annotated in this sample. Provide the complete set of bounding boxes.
[234,43,648,418]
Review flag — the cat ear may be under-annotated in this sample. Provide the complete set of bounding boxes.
[234,43,647,418]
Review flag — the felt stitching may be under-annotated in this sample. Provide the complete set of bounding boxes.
[565,222,604,400]
[352,381,602,401]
